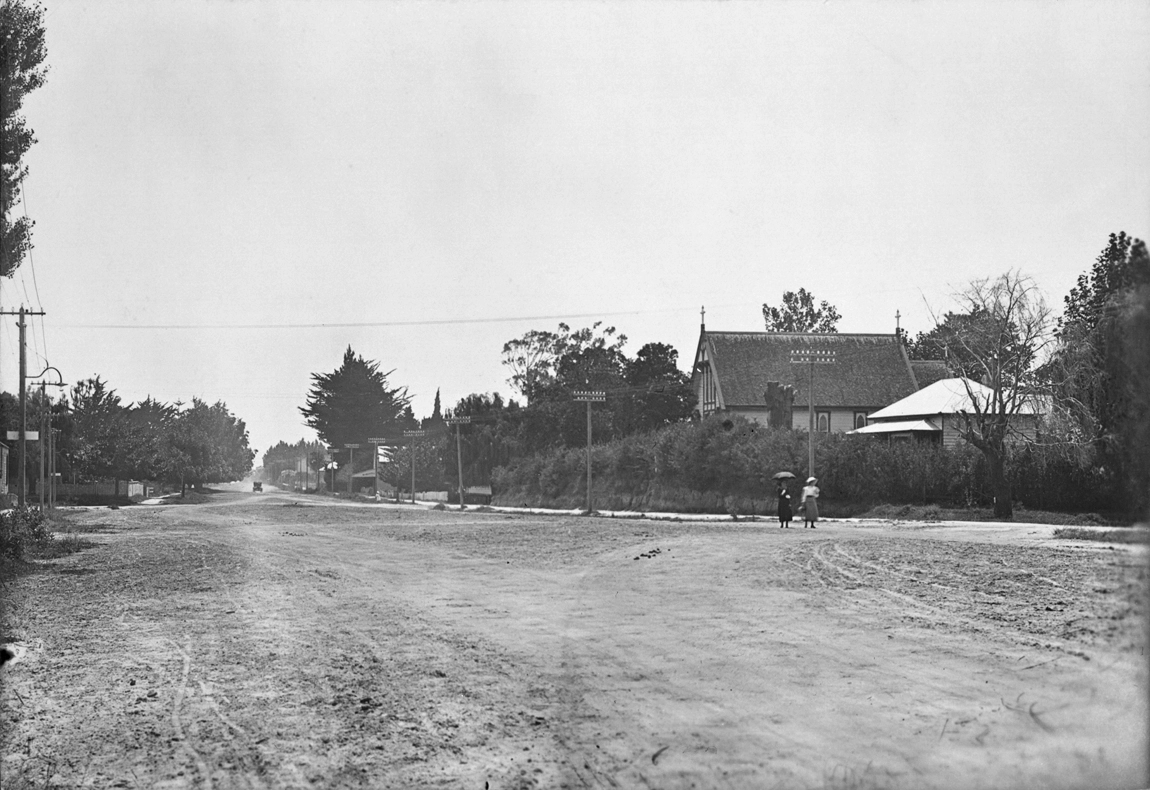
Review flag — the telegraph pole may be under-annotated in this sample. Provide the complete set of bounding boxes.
[403,430,425,503]
[446,416,470,508]
[38,383,45,509]
[49,424,55,509]
[789,348,836,480]
[1,307,46,508]
[573,390,606,514]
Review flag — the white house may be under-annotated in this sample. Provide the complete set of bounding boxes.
[847,377,1042,446]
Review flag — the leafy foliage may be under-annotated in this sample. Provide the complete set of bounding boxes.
[499,325,696,454]
[492,415,1116,517]
[3,378,254,495]
[1060,232,1150,336]
[438,393,514,489]
[618,343,695,434]
[166,399,255,489]
[67,376,125,481]
[261,438,326,488]
[0,0,48,277]
[379,436,447,493]
[761,289,841,333]
[1047,233,1150,517]
[300,346,411,465]
[501,322,628,403]
[905,308,1021,381]
[0,505,49,559]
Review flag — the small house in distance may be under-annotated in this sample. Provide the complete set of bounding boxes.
[848,377,1042,446]
[692,323,933,431]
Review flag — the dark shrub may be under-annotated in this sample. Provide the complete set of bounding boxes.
[0,507,51,560]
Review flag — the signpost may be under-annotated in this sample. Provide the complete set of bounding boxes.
[789,348,836,481]
[446,416,471,508]
[344,443,361,495]
[402,430,426,503]
[573,391,606,514]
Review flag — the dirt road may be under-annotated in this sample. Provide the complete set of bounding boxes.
[2,490,1146,789]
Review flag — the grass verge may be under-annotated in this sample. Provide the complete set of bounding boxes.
[855,503,1131,526]
[1052,527,1150,544]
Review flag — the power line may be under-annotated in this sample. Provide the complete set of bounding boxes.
[60,308,680,331]
[21,189,48,366]
[60,304,738,331]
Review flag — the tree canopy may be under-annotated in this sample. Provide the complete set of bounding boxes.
[762,289,841,333]
[907,307,1034,383]
[27,378,255,493]
[1059,232,1150,337]
[0,0,47,277]
[499,324,696,453]
[300,346,411,463]
[501,322,628,403]
[1047,232,1150,517]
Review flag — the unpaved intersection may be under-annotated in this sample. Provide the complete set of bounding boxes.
[1,491,1146,789]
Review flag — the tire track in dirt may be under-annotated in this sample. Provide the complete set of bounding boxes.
[4,496,1147,789]
[168,637,214,790]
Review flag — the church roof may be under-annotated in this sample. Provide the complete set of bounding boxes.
[695,331,919,409]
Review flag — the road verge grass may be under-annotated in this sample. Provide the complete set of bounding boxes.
[1053,527,1150,544]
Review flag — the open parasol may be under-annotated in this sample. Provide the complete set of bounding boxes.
[772,471,796,480]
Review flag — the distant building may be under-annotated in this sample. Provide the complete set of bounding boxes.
[691,325,930,432]
[848,377,1042,446]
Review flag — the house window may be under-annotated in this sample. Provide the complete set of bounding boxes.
[817,411,831,433]
[854,412,868,430]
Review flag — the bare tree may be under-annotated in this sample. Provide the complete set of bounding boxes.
[941,271,1054,518]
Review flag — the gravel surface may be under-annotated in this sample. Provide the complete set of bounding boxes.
[1,489,1146,789]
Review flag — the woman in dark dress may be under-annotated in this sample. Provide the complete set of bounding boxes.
[776,482,793,528]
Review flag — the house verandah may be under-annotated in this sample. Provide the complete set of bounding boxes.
[691,323,945,432]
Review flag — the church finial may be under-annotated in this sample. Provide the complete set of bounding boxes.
[701,305,706,331]
[895,309,901,339]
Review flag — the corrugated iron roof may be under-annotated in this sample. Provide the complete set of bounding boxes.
[695,331,919,409]
[867,377,1041,420]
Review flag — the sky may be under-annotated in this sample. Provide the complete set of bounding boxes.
[3,0,1148,459]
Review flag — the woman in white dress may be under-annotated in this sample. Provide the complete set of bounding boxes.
[800,477,820,528]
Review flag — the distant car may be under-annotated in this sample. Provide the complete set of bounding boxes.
[252,482,263,492]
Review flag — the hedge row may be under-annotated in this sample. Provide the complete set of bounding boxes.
[491,415,1115,517]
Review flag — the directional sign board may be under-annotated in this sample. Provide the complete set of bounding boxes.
[789,349,837,364]
[573,390,606,402]
[344,443,362,448]
[6,431,38,441]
